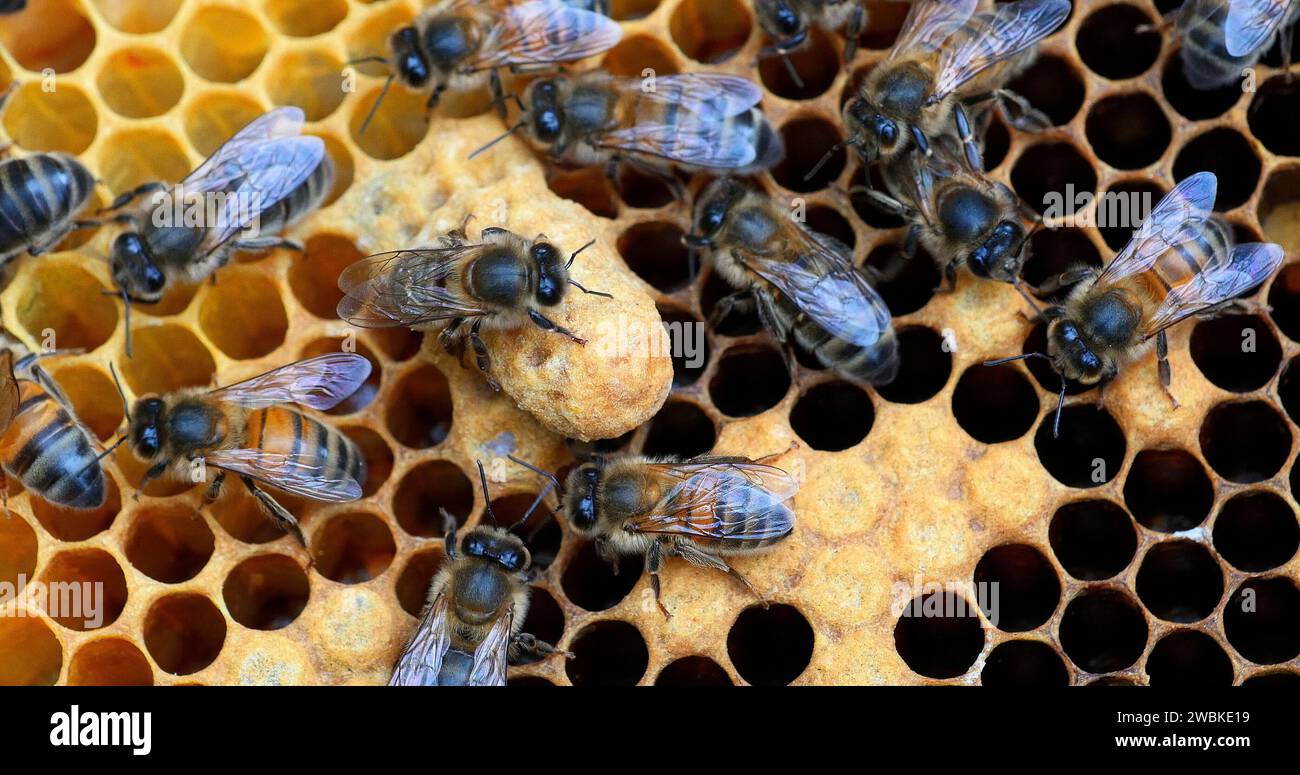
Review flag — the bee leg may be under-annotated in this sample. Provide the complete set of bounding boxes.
[230,236,303,253]
[843,3,865,63]
[934,260,959,294]
[1156,330,1180,410]
[624,157,686,201]
[509,632,573,663]
[528,309,586,346]
[424,85,446,119]
[490,70,507,119]
[469,318,501,391]
[1035,266,1095,298]
[439,507,460,559]
[101,181,167,214]
[707,290,754,328]
[138,461,169,499]
[440,319,469,366]
[241,476,309,549]
[646,539,673,619]
[202,470,226,505]
[952,103,983,172]
[992,89,1052,133]
[673,542,768,608]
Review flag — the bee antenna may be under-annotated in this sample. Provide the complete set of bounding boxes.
[109,363,131,423]
[487,91,526,114]
[468,121,526,160]
[983,351,1047,367]
[778,52,805,90]
[507,454,561,492]
[345,55,390,66]
[804,134,857,182]
[566,239,596,269]
[682,233,713,249]
[1052,377,1067,439]
[117,287,134,359]
[358,73,395,137]
[475,459,499,527]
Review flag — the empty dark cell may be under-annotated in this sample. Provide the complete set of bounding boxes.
[1172,130,1261,211]
[893,592,985,679]
[547,167,619,219]
[857,0,908,49]
[773,118,846,192]
[1146,630,1234,687]
[1214,491,1299,572]
[758,26,839,100]
[1249,77,1300,156]
[1268,263,1300,342]
[1021,228,1101,296]
[566,620,649,686]
[709,346,791,417]
[728,604,814,686]
[1134,540,1224,623]
[657,305,710,387]
[1199,400,1291,483]
[560,540,641,612]
[1076,4,1162,79]
[1190,314,1281,392]
[804,205,856,252]
[618,222,692,293]
[515,587,564,664]
[1223,577,1300,664]
[1242,670,1300,687]
[1122,449,1214,532]
[973,544,1061,632]
[789,380,874,451]
[1049,499,1138,581]
[641,401,716,458]
[1034,405,1126,488]
[393,461,473,538]
[1012,143,1097,217]
[656,655,733,686]
[1161,51,1242,120]
[616,164,676,210]
[952,364,1039,444]
[864,242,939,317]
[875,326,951,404]
[982,113,1011,171]
[1059,587,1149,673]
[394,549,445,617]
[508,676,554,687]
[1006,55,1086,125]
[387,365,452,449]
[849,165,906,228]
[981,640,1070,687]
[1097,181,1163,251]
[1259,168,1300,254]
[700,269,761,337]
[568,429,634,458]
[1083,94,1177,175]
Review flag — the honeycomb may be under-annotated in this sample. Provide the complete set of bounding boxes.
[0,0,1298,687]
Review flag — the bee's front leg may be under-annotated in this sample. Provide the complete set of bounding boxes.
[469,317,501,391]
[241,475,308,550]
[508,632,573,664]
[527,309,586,346]
[646,539,672,619]
[202,469,225,506]
[137,461,169,499]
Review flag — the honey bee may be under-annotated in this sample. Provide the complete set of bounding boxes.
[1169,0,1297,90]
[686,177,899,386]
[97,107,326,355]
[512,452,797,618]
[472,71,784,193]
[864,138,1035,291]
[336,223,611,392]
[354,0,621,131]
[989,173,1285,436]
[754,0,867,82]
[390,462,569,686]
[0,348,109,510]
[828,0,1069,175]
[121,354,371,548]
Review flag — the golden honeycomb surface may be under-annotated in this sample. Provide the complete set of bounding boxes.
[0,0,1297,686]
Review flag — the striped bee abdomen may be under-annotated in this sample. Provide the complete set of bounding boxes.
[244,406,365,495]
[1145,217,1235,302]
[256,155,334,235]
[771,286,901,387]
[0,381,106,510]
[0,152,95,262]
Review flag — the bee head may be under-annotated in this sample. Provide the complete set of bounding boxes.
[844,98,888,161]
[128,397,166,459]
[110,232,165,301]
[527,80,564,145]
[688,178,746,247]
[561,463,602,533]
[462,526,531,574]
[1046,318,1108,385]
[757,0,807,48]
[390,26,430,88]
[968,221,1028,284]
[530,241,566,306]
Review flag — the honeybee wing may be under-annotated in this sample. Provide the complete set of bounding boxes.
[204,446,364,502]
[930,0,1071,102]
[465,0,622,70]
[624,459,797,542]
[743,228,893,350]
[210,353,372,411]
[596,74,767,169]
[1094,172,1220,287]
[888,0,978,59]
[337,247,492,327]
[467,606,513,687]
[0,350,18,429]
[179,107,325,251]
[1226,0,1292,56]
[1141,243,1285,339]
[390,591,453,686]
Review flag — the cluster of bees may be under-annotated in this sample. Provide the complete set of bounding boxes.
[0,0,1293,685]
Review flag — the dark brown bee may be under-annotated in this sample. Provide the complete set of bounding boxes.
[513,452,797,618]
[0,349,107,510]
[472,71,784,193]
[354,0,621,131]
[827,0,1068,175]
[1168,0,1297,90]
[97,107,325,354]
[989,173,1285,435]
[687,177,898,386]
[336,223,610,392]
[123,354,370,547]
[754,0,867,82]
[390,462,568,686]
